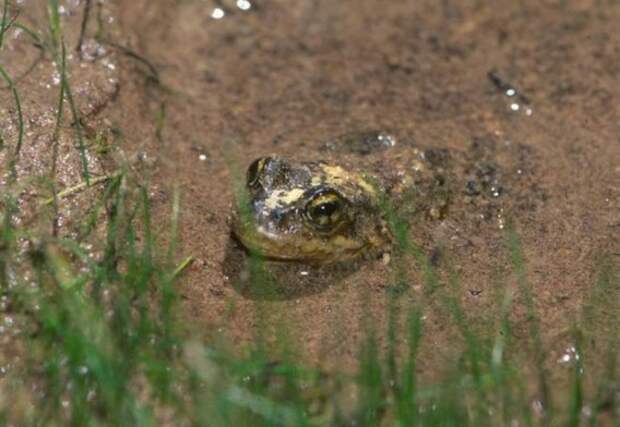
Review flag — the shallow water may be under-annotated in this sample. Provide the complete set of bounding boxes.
[119,0,620,378]
[2,0,619,403]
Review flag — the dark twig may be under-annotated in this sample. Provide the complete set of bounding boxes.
[76,0,92,59]
[487,69,531,105]
[0,44,45,89]
[101,39,160,84]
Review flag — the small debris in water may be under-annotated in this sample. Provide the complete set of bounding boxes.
[487,69,533,116]
[468,289,483,297]
[382,252,391,265]
[531,399,545,416]
[465,180,480,195]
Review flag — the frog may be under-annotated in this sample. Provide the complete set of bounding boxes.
[230,130,542,266]
[230,155,392,264]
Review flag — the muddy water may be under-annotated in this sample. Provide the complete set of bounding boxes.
[3,0,620,399]
[113,0,620,373]
[110,0,620,384]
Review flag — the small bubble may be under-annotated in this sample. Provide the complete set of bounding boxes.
[199,154,208,161]
[558,346,580,364]
[377,132,396,147]
[506,88,516,96]
[236,0,252,10]
[510,103,520,111]
[299,270,309,276]
[498,218,505,230]
[211,7,225,19]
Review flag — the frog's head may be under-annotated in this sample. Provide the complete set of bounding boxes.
[231,156,390,263]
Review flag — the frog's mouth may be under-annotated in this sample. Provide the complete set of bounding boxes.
[230,210,369,264]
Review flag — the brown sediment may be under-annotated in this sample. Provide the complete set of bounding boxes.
[1,0,619,403]
[123,0,619,383]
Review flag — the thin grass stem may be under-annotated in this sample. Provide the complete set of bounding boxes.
[0,64,24,180]
[41,173,119,206]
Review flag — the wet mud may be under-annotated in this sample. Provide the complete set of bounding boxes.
[2,0,620,402]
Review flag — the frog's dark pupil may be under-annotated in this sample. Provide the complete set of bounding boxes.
[306,189,344,228]
[313,201,338,217]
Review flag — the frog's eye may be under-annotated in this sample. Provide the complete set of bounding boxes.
[305,189,346,231]
[247,157,271,189]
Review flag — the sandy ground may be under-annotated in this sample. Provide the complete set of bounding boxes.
[1,0,619,400]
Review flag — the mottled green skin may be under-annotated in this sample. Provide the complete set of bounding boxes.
[231,156,391,263]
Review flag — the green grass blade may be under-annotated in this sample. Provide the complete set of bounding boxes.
[0,0,9,49]
[506,223,552,420]
[0,65,24,179]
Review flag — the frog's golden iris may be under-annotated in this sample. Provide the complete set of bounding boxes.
[231,156,391,263]
[304,189,346,232]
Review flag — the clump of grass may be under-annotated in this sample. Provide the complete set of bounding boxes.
[2,174,184,425]
[3,151,620,426]
[47,0,90,185]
